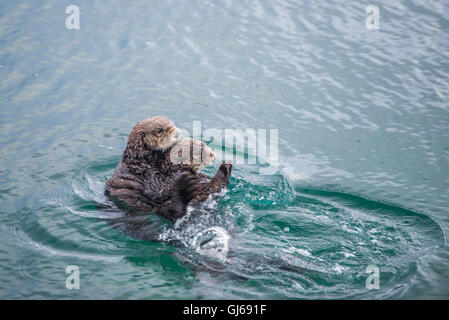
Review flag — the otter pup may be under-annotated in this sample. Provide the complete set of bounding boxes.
[106,116,232,222]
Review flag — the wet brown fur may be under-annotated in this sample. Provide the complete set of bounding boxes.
[106,116,232,222]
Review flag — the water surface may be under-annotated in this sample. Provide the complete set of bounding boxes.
[0,0,448,299]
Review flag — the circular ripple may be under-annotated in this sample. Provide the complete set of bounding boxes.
[217,176,446,299]
[23,158,446,299]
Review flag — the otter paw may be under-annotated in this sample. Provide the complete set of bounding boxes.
[166,172,199,221]
[215,162,232,182]
[173,171,199,206]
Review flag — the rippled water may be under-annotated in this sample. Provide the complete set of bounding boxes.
[1,0,448,299]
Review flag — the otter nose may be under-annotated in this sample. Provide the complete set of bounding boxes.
[210,151,215,159]
[170,128,182,144]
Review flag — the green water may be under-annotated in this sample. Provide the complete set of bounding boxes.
[1,0,449,299]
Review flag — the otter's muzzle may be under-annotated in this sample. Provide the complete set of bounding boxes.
[170,127,183,145]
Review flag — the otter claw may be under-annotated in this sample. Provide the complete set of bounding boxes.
[174,171,199,206]
[166,171,199,221]
[215,162,232,182]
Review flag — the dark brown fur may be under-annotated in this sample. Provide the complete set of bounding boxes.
[106,117,232,222]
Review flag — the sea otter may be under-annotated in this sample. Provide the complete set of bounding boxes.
[106,116,232,222]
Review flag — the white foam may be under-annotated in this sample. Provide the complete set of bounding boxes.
[283,246,312,257]
[191,226,230,262]
[332,264,345,274]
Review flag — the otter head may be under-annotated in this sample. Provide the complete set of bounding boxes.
[168,138,215,171]
[124,116,182,162]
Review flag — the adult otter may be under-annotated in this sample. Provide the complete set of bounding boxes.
[106,116,232,222]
